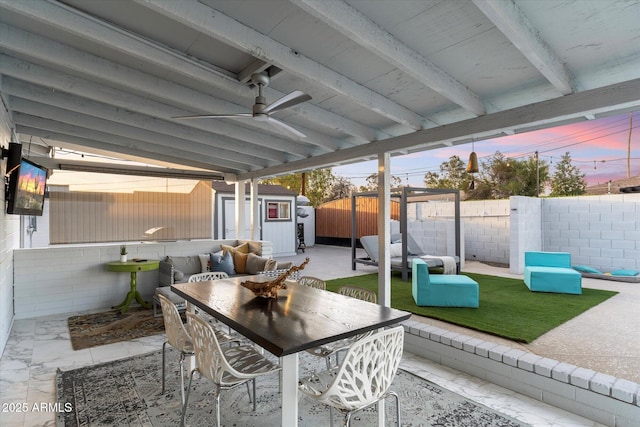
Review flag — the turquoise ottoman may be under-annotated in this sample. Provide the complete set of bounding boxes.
[524,251,582,295]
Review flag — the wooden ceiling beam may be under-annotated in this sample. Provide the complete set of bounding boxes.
[292,0,485,117]
[472,0,577,95]
[135,0,430,131]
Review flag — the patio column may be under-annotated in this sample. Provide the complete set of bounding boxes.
[234,180,246,239]
[377,152,391,308]
[249,179,260,240]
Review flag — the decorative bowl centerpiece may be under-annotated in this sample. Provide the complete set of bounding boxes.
[241,258,310,298]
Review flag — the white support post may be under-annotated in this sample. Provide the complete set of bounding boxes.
[249,179,259,240]
[377,152,391,308]
[377,153,391,426]
[281,353,299,427]
[234,180,246,239]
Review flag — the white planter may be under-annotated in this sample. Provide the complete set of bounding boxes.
[120,254,127,262]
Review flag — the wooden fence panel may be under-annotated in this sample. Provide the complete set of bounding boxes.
[315,197,400,240]
[49,182,212,244]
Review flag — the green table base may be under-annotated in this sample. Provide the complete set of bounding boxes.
[106,260,160,313]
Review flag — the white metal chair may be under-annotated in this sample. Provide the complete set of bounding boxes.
[306,285,377,369]
[187,271,229,282]
[153,273,230,317]
[299,326,404,427]
[187,271,232,333]
[181,312,281,427]
[298,276,327,290]
[338,285,377,303]
[158,294,236,405]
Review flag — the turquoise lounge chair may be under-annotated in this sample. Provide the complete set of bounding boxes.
[412,258,479,308]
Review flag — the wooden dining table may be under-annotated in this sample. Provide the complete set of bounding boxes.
[171,275,411,427]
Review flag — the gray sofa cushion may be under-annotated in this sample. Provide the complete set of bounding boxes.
[166,255,202,275]
[245,252,276,275]
[275,261,293,270]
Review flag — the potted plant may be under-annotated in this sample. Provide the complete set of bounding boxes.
[120,245,128,262]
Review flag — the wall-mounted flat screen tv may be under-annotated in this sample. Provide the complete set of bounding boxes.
[6,158,48,216]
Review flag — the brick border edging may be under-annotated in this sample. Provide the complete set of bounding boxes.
[401,320,640,427]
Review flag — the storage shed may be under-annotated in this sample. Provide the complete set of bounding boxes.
[212,182,298,257]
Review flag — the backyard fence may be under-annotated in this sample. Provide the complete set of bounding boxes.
[316,194,640,273]
[48,181,212,244]
[315,197,400,245]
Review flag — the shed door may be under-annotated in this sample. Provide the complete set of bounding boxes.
[223,199,253,239]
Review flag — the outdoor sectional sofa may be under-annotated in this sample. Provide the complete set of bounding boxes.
[154,239,292,315]
[524,251,582,294]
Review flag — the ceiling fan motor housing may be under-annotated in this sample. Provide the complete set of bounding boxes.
[253,95,268,119]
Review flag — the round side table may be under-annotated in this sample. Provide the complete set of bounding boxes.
[106,259,160,313]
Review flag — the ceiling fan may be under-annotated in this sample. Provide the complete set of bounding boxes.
[173,72,311,138]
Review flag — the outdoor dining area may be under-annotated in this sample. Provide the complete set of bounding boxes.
[1,242,637,427]
[2,1,640,426]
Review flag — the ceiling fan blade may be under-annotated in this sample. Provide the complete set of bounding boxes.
[263,90,312,114]
[172,113,252,120]
[266,117,307,139]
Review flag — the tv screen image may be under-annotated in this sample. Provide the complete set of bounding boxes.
[7,158,48,216]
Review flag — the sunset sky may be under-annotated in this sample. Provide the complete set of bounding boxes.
[334,111,639,188]
[48,110,639,193]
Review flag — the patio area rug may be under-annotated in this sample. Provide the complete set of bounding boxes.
[56,350,526,427]
[68,307,166,350]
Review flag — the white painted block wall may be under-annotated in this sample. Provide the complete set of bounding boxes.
[12,239,273,320]
[541,194,640,272]
[0,106,18,356]
[403,319,640,427]
[401,194,639,274]
[461,200,510,265]
[407,199,507,266]
[509,196,543,274]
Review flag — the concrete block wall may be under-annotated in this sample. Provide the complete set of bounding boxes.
[509,196,543,274]
[462,200,511,265]
[407,220,465,268]
[541,194,640,272]
[408,199,510,265]
[12,239,273,319]
[402,319,640,427]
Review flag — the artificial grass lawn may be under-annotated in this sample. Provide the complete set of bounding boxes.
[325,272,618,343]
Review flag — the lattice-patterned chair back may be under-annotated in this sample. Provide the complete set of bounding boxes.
[182,312,281,427]
[338,285,377,303]
[158,293,192,353]
[300,326,404,425]
[187,312,279,384]
[158,293,193,404]
[188,271,229,282]
[187,311,237,384]
[325,326,403,410]
[298,276,326,290]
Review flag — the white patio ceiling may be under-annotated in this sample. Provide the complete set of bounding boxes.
[1,0,639,181]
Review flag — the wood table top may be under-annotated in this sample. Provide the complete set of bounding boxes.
[171,275,410,357]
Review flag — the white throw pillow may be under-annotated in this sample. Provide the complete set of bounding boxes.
[389,243,404,257]
[198,253,220,272]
